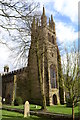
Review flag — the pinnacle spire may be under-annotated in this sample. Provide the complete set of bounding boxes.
[41,7,47,26]
[49,15,55,32]
[51,14,53,22]
[36,18,39,26]
[33,16,35,25]
[49,17,51,27]
[49,17,50,23]
[43,6,45,15]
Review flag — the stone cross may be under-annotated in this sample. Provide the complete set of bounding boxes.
[24,101,30,117]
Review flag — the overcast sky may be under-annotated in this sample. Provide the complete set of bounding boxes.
[0,0,79,73]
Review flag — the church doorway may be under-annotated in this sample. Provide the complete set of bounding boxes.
[53,94,57,105]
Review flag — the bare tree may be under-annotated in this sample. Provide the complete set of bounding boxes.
[62,44,79,120]
[0,0,40,67]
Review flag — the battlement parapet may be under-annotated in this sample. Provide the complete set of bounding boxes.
[2,66,28,77]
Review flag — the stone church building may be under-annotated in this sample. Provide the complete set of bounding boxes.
[2,7,63,106]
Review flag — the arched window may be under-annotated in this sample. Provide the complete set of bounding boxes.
[50,65,57,88]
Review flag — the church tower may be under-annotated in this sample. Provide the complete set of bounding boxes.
[28,7,60,105]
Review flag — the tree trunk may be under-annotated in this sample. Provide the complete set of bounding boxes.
[38,57,46,110]
[36,40,46,111]
[72,98,74,120]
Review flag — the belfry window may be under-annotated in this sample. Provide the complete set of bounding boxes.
[50,65,57,88]
[48,33,55,45]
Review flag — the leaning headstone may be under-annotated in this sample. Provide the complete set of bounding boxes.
[24,101,30,118]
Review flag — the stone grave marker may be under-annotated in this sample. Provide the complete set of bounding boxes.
[35,105,37,108]
[24,101,30,117]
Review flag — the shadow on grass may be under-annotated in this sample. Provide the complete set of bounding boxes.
[2,114,52,120]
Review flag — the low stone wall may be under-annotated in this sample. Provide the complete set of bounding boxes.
[2,107,79,120]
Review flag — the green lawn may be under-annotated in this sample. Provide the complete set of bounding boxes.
[3,104,79,115]
[0,110,2,120]
[2,110,51,120]
[47,105,78,115]
[3,104,41,110]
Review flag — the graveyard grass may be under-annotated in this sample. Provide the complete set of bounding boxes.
[2,105,79,119]
[2,110,50,120]
[3,104,79,115]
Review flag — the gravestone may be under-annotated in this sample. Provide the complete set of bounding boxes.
[35,105,37,108]
[24,101,30,118]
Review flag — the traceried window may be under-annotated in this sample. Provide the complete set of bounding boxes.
[50,65,57,88]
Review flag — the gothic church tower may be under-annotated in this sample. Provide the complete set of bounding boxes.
[28,7,60,105]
